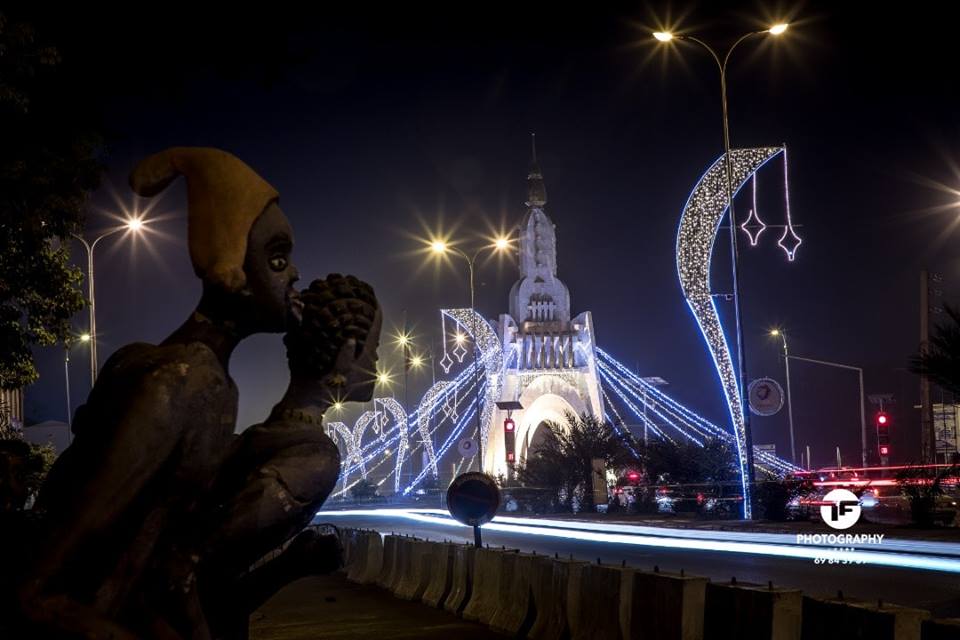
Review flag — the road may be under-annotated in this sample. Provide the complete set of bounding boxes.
[315,508,960,618]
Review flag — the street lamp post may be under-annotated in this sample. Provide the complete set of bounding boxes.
[431,237,511,474]
[72,217,145,387]
[769,329,797,464]
[786,353,868,469]
[654,23,789,512]
[63,333,91,444]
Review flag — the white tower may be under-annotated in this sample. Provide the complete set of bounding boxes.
[486,136,604,478]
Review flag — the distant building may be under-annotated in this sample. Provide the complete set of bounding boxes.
[932,403,960,463]
[0,387,25,432]
[486,139,604,478]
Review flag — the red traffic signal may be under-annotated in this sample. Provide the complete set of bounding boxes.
[626,470,640,484]
[504,418,516,463]
[875,411,891,459]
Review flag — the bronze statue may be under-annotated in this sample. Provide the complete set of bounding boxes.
[14,148,380,639]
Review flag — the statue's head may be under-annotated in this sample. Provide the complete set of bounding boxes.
[129,147,300,334]
[285,275,382,404]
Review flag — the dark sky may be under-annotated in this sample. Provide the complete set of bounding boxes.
[19,2,960,468]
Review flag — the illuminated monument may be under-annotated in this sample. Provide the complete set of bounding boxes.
[328,140,801,499]
[485,137,604,478]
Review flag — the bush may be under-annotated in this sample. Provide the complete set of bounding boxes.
[896,464,957,527]
[349,478,379,503]
[753,477,814,521]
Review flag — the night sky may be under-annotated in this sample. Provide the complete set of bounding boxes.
[19,2,960,468]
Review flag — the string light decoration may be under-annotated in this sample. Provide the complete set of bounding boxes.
[439,313,453,373]
[415,380,453,478]
[328,289,804,498]
[442,307,504,460]
[677,146,791,515]
[777,145,802,261]
[739,174,767,246]
[453,333,468,363]
[596,351,799,475]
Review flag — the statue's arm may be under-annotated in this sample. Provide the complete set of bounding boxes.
[20,359,223,637]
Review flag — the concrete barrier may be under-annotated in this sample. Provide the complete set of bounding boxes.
[923,618,960,639]
[528,556,586,640]
[356,532,384,585]
[395,540,433,601]
[462,547,505,625]
[569,563,630,640]
[489,552,539,636]
[802,595,930,640]
[345,530,370,582]
[704,581,800,640]
[335,527,352,572]
[421,542,455,608]
[622,568,708,640]
[389,537,417,596]
[376,534,401,589]
[443,544,476,616]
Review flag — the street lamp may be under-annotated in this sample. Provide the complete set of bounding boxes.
[768,329,797,464]
[655,22,790,513]
[428,235,513,472]
[72,216,147,387]
[768,329,868,468]
[63,332,92,443]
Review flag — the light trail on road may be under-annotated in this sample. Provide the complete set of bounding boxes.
[317,508,960,575]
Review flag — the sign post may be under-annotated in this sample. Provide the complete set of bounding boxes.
[446,472,501,548]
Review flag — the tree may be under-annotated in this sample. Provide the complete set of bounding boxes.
[0,13,103,389]
[349,478,379,503]
[640,436,736,486]
[910,304,960,396]
[516,412,639,512]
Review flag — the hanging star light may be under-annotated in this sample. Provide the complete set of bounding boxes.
[777,145,802,261]
[739,174,767,246]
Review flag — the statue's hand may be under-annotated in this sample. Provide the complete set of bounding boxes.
[284,274,382,406]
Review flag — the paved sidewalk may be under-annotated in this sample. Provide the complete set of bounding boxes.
[250,573,500,639]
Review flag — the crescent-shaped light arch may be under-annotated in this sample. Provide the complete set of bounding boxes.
[676,146,785,519]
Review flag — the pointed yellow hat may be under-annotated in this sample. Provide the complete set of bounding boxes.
[129,147,279,292]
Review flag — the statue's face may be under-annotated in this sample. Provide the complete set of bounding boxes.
[242,203,301,333]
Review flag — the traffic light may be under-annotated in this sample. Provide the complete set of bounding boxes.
[875,411,891,460]
[626,470,640,485]
[504,418,516,463]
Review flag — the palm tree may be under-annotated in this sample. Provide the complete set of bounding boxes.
[516,412,639,512]
[910,304,960,395]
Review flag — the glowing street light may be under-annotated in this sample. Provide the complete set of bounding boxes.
[72,215,149,387]
[79,333,91,343]
[420,231,515,472]
[653,19,794,519]
[768,328,795,464]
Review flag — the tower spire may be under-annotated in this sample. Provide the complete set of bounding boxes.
[526,132,547,207]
